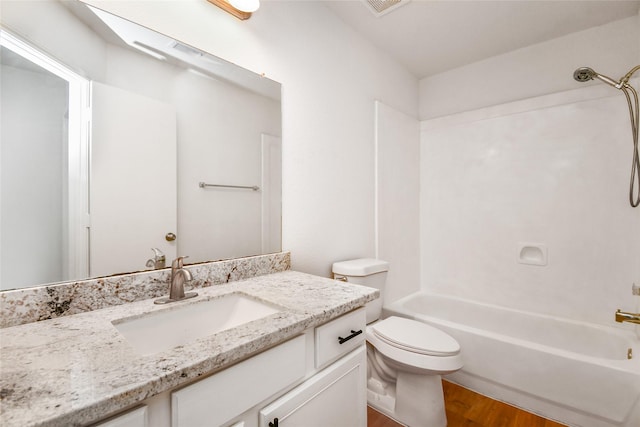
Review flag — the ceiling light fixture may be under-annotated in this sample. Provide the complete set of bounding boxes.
[207,0,260,20]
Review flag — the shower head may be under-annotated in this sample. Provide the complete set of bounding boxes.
[573,67,596,82]
[573,66,620,88]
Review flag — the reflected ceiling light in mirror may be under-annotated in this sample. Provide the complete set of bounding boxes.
[130,41,167,61]
[207,0,260,20]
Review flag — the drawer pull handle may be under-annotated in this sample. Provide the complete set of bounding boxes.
[269,418,279,427]
[338,329,363,344]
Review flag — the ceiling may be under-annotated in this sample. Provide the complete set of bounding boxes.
[324,0,640,79]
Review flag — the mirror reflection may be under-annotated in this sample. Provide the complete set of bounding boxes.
[0,0,282,291]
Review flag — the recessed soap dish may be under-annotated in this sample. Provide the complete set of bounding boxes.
[517,243,548,266]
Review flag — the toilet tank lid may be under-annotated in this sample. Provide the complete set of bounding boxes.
[332,258,389,276]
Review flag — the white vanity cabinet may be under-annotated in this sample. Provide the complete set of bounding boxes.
[93,308,367,427]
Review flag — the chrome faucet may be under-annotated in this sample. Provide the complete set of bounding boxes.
[615,309,640,325]
[154,256,198,304]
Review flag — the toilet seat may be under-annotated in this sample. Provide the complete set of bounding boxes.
[371,316,460,357]
[366,316,463,374]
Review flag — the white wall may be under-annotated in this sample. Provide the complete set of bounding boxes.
[419,15,640,120]
[375,101,420,302]
[82,0,419,278]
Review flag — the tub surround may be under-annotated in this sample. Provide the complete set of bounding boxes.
[0,252,290,328]
[419,84,640,329]
[0,269,378,427]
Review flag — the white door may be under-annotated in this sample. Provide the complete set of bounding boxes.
[259,347,367,427]
[90,82,177,277]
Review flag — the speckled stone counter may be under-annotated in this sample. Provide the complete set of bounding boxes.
[0,271,378,427]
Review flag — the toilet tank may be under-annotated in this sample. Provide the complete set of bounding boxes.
[332,258,389,324]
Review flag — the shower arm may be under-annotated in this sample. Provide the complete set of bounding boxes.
[594,72,622,88]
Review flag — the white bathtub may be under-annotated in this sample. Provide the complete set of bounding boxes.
[384,292,640,427]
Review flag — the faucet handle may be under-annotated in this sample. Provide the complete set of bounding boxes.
[172,256,189,269]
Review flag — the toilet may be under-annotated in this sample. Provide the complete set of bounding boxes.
[332,258,463,427]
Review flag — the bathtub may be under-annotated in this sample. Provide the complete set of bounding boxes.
[384,292,640,427]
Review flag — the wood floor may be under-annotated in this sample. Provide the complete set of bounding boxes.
[367,381,567,427]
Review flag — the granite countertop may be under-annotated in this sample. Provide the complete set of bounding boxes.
[0,271,378,427]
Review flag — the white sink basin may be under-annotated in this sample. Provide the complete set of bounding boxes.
[113,293,283,355]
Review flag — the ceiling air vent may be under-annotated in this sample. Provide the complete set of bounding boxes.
[363,0,410,17]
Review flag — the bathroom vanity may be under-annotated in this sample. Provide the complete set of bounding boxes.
[0,270,377,427]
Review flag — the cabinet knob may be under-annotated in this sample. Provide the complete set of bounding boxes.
[269,418,279,427]
[165,232,177,241]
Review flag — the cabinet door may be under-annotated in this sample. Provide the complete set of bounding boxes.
[259,346,366,427]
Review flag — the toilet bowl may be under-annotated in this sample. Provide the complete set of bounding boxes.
[366,316,463,427]
[332,259,463,427]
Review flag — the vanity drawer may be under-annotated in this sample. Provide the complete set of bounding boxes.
[93,406,147,427]
[315,307,366,369]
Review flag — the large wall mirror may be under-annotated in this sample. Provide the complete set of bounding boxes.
[0,0,282,291]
